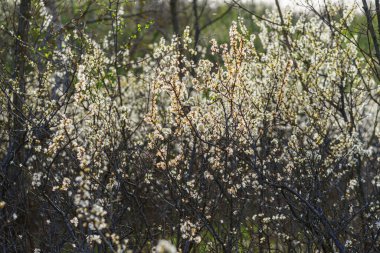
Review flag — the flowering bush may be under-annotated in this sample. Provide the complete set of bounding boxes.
[1,1,380,252]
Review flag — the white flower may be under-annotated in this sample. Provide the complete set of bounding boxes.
[70,217,79,227]
[375,221,380,229]
[345,239,352,247]
[87,234,101,244]
[32,172,43,187]
[155,240,176,253]
[194,236,202,244]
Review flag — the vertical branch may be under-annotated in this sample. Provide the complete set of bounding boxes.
[274,0,292,50]
[376,0,380,40]
[12,0,31,165]
[45,0,68,100]
[362,0,380,64]
[192,0,200,48]
[111,0,123,105]
[170,0,180,35]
